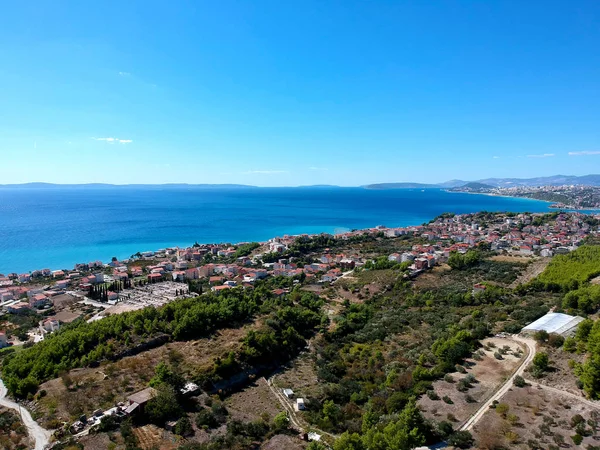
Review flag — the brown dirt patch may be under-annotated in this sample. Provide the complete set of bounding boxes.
[526,345,587,396]
[261,434,307,449]
[272,352,321,400]
[134,424,178,450]
[472,384,600,449]
[508,257,551,288]
[225,377,283,423]
[419,338,524,425]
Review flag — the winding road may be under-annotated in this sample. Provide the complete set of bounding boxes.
[460,335,537,431]
[0,379,51,450]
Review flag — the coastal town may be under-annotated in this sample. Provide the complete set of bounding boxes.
[0,210,599,449]
[451,184,600,210]
[0,211,597,349]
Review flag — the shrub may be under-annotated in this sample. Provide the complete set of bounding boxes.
[444,374,455,383]
[496,403,509,417]
[533,352,549,372]
[548,334,564,348]
[494,351,503,360]
[456,364,467,373]
[426,390,439,401]
[443,395,453,404]
[513,375,526,387]
[465,394,476,403]
[563,337,576,353]
[447,430,474,449]
[572,434,583,445]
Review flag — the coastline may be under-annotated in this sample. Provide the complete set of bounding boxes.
[0,188,561,275]
[445,189,600,211]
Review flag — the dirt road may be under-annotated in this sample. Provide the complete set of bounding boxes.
[0,379,52,450]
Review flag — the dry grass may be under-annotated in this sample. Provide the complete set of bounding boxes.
[272,352,321,401]
[261,434,307,449]
[527,345,587,396]
[419,338,523,425]
[225,377,283,423]
[472,384,600,449]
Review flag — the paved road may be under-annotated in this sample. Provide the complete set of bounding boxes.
[0,379,51,450]
[460,335,536,431]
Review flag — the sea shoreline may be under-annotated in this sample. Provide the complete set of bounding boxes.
[0,187,561,275]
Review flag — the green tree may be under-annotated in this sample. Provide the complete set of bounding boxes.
[334,432,365,450]
[273,411,289,431]
[145,385,182,425]
[532,352,549,372]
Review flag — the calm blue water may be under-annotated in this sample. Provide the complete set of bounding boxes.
[0,187,552,274]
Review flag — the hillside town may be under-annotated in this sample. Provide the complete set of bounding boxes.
[452,184,600,209]
[0,211,598,349]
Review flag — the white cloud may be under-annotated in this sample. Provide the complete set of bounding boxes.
[243,170,288,174]
[568,151,600,156]
[309,166,328,171]
[527,153,554,158]
[492,156,500,159]
[118,71,131,77]
[92,137,133,144]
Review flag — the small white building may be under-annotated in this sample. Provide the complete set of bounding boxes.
[295,398,305,411]
[283,388,294,399]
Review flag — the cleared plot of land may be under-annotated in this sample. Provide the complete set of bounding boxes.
[472,384,600,449]
[508,257,551,288]
[261,434,307,449]
[36,324,254,427]
[134,424,178,450]
[225,377,283,423]
[525,346,587,396]
[271,352,321,401]
[419,338,523,425]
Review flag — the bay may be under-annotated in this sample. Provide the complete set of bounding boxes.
[0,186,552,274]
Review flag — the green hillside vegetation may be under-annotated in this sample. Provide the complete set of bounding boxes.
[532,245,600,291]
[0,281,323,397]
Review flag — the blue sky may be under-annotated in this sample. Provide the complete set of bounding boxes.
[0,0,599,186]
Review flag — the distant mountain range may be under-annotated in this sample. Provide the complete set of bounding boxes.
[0,183,256,189]
[365,174,600,189]
[3,174,600,190]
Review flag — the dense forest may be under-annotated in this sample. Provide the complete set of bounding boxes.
[533,245,600,291]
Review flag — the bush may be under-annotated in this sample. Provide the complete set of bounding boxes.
[175,416,193,436]
[571,434,583,445]
[426,390,439,401]
[443,396,453,404]
[456,364,467,373]
[534,330,549,343]
[465,394,476,403]
[496,403,509,417]
[548,334,564,348]
[195,408,218,429]
[533,352,549,372]
[447,430,474,448]
[444,374,455,383]
[513,375,526,387]
[494,351,503,360]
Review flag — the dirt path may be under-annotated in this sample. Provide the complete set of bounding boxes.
[0,379,52,450]
[266,375,338,441]
[460,335,536,431]
[508,258,551,288]
[524,379,600,410]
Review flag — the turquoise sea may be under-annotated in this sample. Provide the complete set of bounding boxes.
[0,186,553,274]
